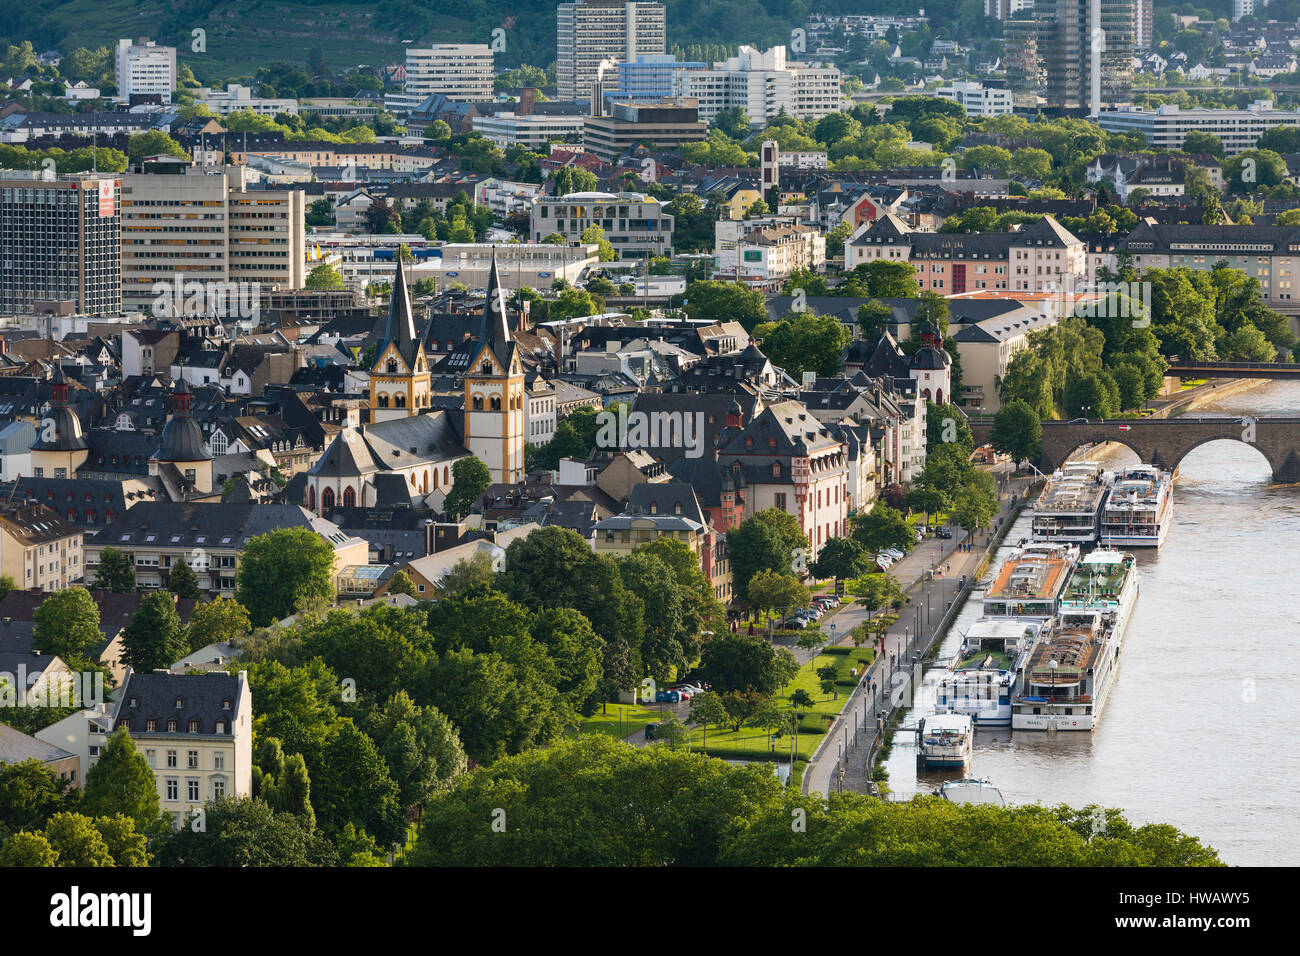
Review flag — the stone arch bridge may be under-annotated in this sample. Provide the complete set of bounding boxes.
[968,417,1300,483]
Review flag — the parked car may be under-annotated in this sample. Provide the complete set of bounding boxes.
[644,722,659,740]
[936,527,953,539]
[885,548,904,560]
[813,595,839,608]
[876,553,893,565]
[678,684,706,696]
[655,689,681,703]
[673,687,694,700]
[782,616,809,629]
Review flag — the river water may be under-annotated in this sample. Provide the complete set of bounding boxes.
[882,380,1300,866]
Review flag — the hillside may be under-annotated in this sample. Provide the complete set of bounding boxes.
[2,0,972,84]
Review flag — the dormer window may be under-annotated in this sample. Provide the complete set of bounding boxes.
[175,697,184,709]
[772,462,783,478]
[146,719,157,731]
[166,718,177,732]
[222,699,231,711]
[188,719,199,733]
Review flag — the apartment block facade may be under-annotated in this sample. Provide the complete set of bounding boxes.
[0,171,121,315]
[1097,102,1300,155]
[846,213,1087,295]
[556,0,667,102]
[677,46,842,125]
[531,191,674,259]
[115,38,176,103]
[120,160,304,313]
[405,45,495,102]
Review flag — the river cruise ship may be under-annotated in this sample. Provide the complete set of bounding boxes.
[1011,549,1137,731]
[1031,463,1111,544]
[917,713,973,769]
[1100,465,1173,548]
[935,620,1044,727]
[980,542,1079,621]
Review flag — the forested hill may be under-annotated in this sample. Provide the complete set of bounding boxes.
[4,0,1001,80]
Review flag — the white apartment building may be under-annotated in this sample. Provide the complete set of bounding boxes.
[676,46,843,125]
[115,38,176,103]
[556,0,667,102]
[530,191,674,260]
[110,671,253,829]
[196,83,299,116]
[733,222,826,289]
[1097,101,1300,155]
[405,44,495,102]
[120,161,305,313]
[937,81,1014,117]
[472,112,586,149]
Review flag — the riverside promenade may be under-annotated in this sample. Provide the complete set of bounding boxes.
[801,468,1034,797]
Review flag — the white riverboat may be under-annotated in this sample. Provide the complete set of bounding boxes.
[980,542,1080,621]
[917,713,974,769]
[1031,463,1112,544]
[1011,549,1139,731]
[935,619,1044,727]
[1100,465,1173,548]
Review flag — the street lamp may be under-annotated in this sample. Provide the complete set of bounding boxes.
[1049,658,1059,700]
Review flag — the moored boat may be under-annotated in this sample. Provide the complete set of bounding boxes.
[917,712,974,768]
[1100,465,1173,548]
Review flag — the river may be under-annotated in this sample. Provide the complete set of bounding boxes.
[882,380,1300,866]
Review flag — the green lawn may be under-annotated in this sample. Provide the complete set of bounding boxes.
[577,702,661,740]
[683,646,876,762]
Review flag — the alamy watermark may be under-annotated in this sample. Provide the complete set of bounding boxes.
[151,275,261,322]
[595,406,705,459]
[0,667,104,709]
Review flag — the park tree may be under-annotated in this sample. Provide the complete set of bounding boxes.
[92,547,136,592]
[679,280,769,331]
[185,597,252,652]
[817,664,840,699]
[700,633,799,696]
[852,260,920,298]
[367,691,468,809]
[155,797,339,867]
[850,502,912,555]
[989,399,1043,469]
[0,830,58,866]
[121,591,189,673]
[746,569,810,622]
[686,691,728,746]
[127,130,188,164]
[529,607,605,713]
[167,558,201,599]
[80,730,166,837]
[0,759,77,836]
[726,517,789,606]
[951,473,999,536]
[236,527,336,627]
[41,813,114,866]
[443,455,492,521]
[753,311,853,378]
[32,587,102,662]
[809,537,866,589]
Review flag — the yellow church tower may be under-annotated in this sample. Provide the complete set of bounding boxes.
[463,252,525,483]
[369,262,430,422]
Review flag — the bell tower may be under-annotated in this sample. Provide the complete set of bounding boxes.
[369,262,429,422]
[463,251,525,483]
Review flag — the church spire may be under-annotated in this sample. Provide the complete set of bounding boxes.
[481,249,513,364]
[373,259,420,368]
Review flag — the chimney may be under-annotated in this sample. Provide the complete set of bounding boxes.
[518,87,536,116]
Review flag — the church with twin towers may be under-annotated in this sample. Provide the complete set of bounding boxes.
[305,253,524,517]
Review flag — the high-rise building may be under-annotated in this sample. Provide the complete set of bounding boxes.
[114,38,176,103]
[404,44,495,102]
[1134,0,1154,50]
[119,158,305,314]
[1003,19,1044,109]
[1036,0,1134,114]
[556,0,667,102]
[0,170,121,315]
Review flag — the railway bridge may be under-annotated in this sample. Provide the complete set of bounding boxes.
[968,417,1300,483]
